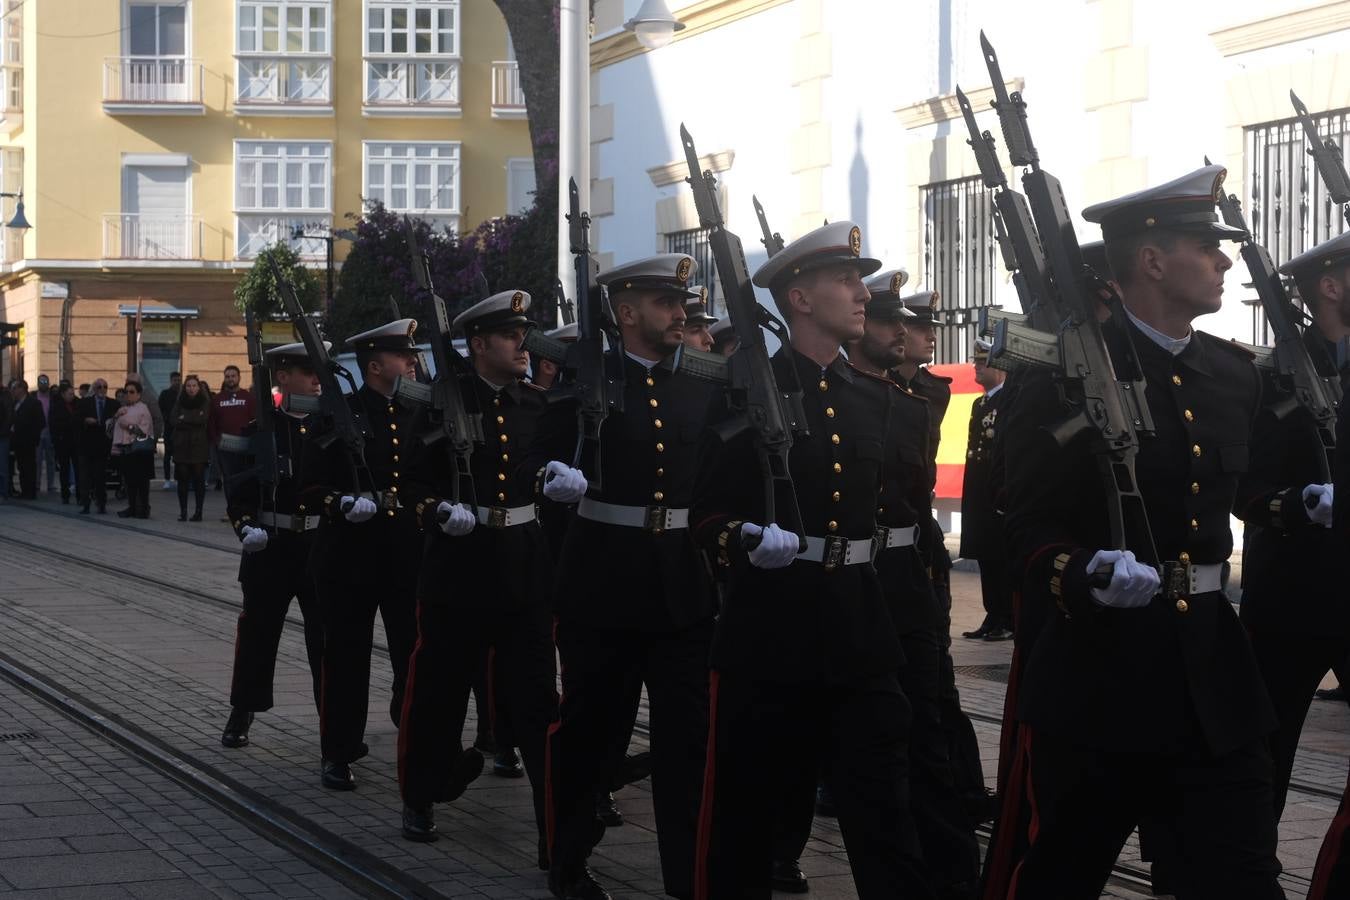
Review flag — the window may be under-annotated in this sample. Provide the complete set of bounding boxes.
[922,176,997,364]
[364,142,460,231]
[115,157,193,259]
[128,3,186,57]
[3,0,21,66]
[1245,109,1350,344]
[505,158,536,214]
[364,0,460,108]
[0,148,20,263]
[236,1,331,106]
[235,140,332,257]
[665,227,719,313]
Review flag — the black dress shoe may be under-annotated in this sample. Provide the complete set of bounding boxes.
[770,858,809,894]
[493,747,524,778]
[549,863,612,900]
[595,791,623,827]
[78,505,90,515]
[438,747,484,802]
[220,709,253,748]
[983,627,1014,642]
[815,782,837,817]
[321,759,356,791]
[117,508,134,518]
[1316,686,1346,701]
[401,804,438,842]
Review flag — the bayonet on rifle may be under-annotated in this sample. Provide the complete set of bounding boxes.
[1291,90,1350,227]
[682,123,807,549]
[753,195,785,258]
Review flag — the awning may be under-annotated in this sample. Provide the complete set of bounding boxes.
[116,305,199,320]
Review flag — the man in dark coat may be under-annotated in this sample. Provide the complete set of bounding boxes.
[959,338,1014,641]
[75,378,118,513]
[10,379,44,499]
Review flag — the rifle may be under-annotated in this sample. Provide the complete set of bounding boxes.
[955,83,1058,330]
[265,255,373,499]
[1291,90,1350,229]
[555,277,576,326]
[752,195,785,258]
[1209,161,1338,480]
[565,176,624,488]
[397,216,484,509]
[682,123,807,550]
[974,32,1160,569]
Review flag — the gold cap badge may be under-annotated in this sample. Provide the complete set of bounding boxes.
[511,291,524,313]
[848,226,861,257]
[675,257,692,284]
[890,272,904,294]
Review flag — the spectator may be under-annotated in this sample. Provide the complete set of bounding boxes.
[170,374,208,522]
[126,371,164,453]
[10,379,43,499]
[208,365,253,507]
[49,382,79,504]
[76,378,118,514]
[159,372,182,490]
[35,373,56,492]
[0,381,12,499]
[110,380,154,518]
[78,383,91,399]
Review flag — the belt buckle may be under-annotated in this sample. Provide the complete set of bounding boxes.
[644,505,667,533]
[379,492,399,512]
[289,513,306,532]
[1161,560,1190,599]
[822,535,846,572]
[488,506,508,528]
[873,526,889,556]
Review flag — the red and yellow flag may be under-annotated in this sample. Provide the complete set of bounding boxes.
[930,363,980,501]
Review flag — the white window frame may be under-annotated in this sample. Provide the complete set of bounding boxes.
[234,140,332,258]
[363,141,461,230]
[3,0,22,67]
[362,0,460,111]
[235,0,333,109]
[505,157,535,214]
[123,0,191,59]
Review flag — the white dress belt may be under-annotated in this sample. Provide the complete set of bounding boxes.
[257,511,320,532]
[475,504,537,528]
[875,524,920,550]
[577,497,690,531]
[798,535,874,568]
[1182,562,1224,595]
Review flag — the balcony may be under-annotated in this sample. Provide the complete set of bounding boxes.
[103,214,204,260]
[236,214,332,260]
[363,59,460,117]
[235,57,332,115]
[102,57,205,115]
[490,60,525,119]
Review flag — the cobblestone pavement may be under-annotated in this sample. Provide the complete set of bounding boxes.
[0,489,1343,898]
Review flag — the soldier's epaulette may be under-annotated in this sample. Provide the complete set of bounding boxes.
[521,381,547,392]
[845,361,900,387]
[919,368,953,385]
[1196,330,1256,362]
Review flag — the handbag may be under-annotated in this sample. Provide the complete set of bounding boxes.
[128,436,155,455]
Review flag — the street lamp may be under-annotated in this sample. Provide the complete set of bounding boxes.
[623,0,685,50]
[0,191,30,231]
[292,224,348,308]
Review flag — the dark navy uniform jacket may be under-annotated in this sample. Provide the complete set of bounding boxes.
[1003,316,1276,755]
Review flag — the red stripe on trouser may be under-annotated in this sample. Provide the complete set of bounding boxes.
[981,726,1029,900]
[545,615,562,856]
[1308,761,1350,900]
[692,669,721,900]
[395,599,429,796]
[1005,728,1040,900]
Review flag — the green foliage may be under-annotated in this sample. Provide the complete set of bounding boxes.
[232,243,323,317]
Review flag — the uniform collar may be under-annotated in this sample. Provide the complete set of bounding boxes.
[1123,305,1191,356]
[788,346,854,384]
[625,350,661,371]
[984,382,1004,399]
[1120,313,1212,378]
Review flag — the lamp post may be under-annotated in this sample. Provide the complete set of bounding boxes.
[556,1,683,324]
[292,225,357,308]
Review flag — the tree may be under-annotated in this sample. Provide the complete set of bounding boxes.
[492,0,561,195]
[232,243,322,318]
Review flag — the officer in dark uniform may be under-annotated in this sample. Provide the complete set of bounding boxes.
[890,291,986,822]
[683,287,718,352]
[303,318,424,792]
[691,222,931,900]
[851,269,980,899]
[398,290,559,861]
[1238,230,1349,885]
[219,341,327,748]
[1001,165,1283,898]
[527,254,722,900]
[959,338,1014,641]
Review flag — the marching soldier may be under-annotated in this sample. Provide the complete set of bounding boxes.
[1001,165,1283,897]
[709,316,739,358]
[683,288,718,351]
[891,291,987,822]
[959,338,1014,642]
[851,269,980,898]
[219,341,327,748]
[527,254,722,900]
[398,291,559,864]
[691,223,931,900]
[532,322,577,391]
[1238,231,1349,887]
[303,318,423,791]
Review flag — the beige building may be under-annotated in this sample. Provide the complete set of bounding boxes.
[0,0,535,395]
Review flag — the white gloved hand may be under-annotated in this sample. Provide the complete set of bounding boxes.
[240,526,269,553]
[542,461,588,503]
[437,501,477,537]
[1086,549,1160,609]
[741,522,800,569]
[1303,483,1334,529]
[341,495,378,524]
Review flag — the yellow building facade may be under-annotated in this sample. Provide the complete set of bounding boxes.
[0,0,534,395]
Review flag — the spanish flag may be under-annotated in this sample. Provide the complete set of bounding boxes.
[930,362,981,501]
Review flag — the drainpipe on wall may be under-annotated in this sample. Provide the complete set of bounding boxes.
[58,288,75,385]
